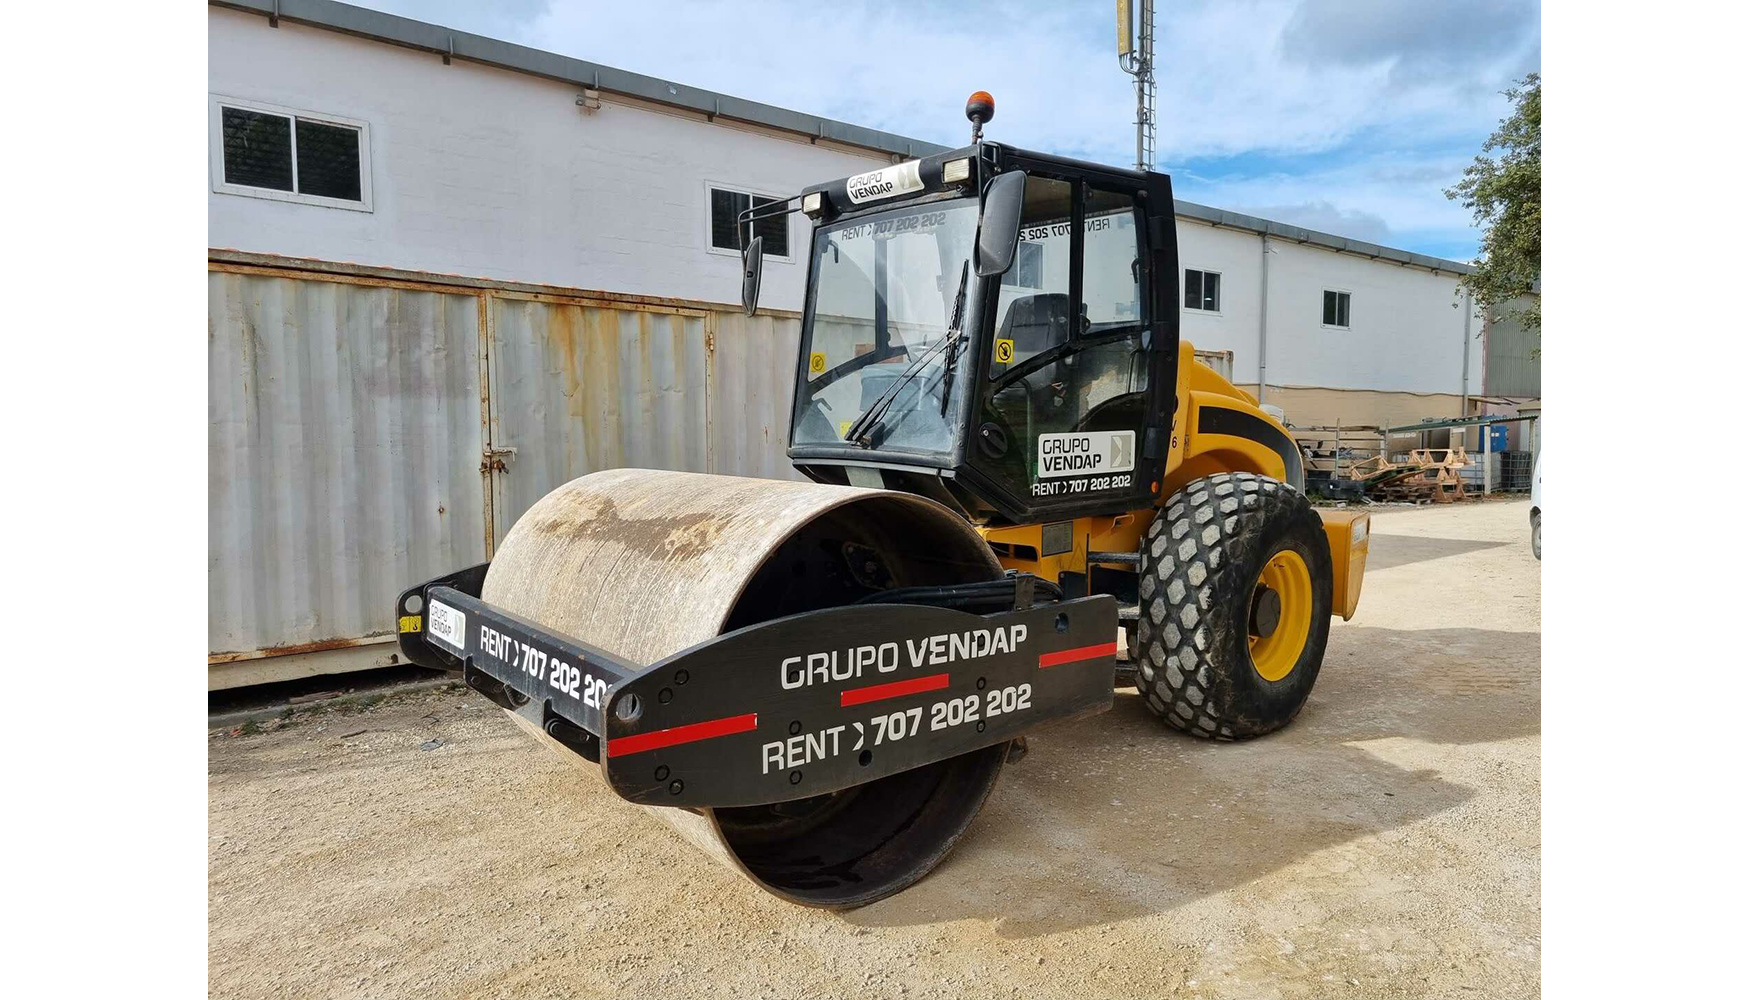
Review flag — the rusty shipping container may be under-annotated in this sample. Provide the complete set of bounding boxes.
[208,256,807,688]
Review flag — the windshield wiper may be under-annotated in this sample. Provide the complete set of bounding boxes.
[841,335,953,448]
[842,262,970,448]
[938,264,971,416]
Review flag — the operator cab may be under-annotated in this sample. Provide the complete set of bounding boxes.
[740,95,1181,526]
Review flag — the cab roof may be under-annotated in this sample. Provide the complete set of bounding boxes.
[803,143,1155,222]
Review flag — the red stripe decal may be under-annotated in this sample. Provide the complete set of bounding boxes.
[1038,641,1118,669]
[839,672,951,707]
[606,712,758,757]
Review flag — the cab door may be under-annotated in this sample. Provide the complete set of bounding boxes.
[967,168,1175,521]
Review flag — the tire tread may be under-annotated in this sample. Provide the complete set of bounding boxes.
[1134,472,1322,740]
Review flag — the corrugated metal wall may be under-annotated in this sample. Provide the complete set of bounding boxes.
[487,296,712,545]
[208,270,489,662]
[709,311,807,482]
[210,261,812,684]
[1483,295,1541,398]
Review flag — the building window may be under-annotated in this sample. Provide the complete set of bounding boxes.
[1002,241,1044,289]
[211,98,370,210]
[1184,268,1221,312]
[1322,290,1352,328]
[709,187,790,258]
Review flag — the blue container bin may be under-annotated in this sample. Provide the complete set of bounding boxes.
[1476,423,1509,451]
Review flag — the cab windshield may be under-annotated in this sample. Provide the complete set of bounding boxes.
[792,199,981,455]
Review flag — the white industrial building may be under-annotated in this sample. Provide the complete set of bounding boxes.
[207,0,1539,686]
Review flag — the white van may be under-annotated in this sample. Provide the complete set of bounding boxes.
[1529,455,1542,560]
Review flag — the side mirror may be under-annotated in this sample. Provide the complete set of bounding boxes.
[741,235,764,317]
[975,170,1027,277]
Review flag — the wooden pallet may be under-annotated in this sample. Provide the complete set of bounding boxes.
[1362,448,1472,503]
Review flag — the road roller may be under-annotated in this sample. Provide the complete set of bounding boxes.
[396,95,1370,907]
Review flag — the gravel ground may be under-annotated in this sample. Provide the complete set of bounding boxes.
[210,498,1540,999]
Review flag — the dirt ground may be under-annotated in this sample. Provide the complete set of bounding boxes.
[210,499,1540,999]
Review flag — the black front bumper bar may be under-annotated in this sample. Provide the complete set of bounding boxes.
[396,567,1117,810]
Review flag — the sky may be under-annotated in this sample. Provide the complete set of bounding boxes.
[357,0,1540,262]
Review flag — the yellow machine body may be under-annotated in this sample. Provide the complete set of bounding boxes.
[979,342,1369,622]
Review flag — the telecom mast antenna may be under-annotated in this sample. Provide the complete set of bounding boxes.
[1117,0,1156,172]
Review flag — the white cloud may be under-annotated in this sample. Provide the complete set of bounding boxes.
[1236,201,1396,244]
[352,0,1539,253]
[366,1,1534,160]
[1282,0,1541,85]
[1175,146,1486,258]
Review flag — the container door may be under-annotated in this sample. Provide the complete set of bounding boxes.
[208,270,489,665]
[486,296,710,547]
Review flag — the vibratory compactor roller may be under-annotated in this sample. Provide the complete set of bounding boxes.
[397,94,1371,907]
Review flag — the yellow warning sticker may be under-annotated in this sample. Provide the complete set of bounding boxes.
[994,338,1015,364]
[839,420,853,439]
[808,352,828,375]
[397,615,422,634]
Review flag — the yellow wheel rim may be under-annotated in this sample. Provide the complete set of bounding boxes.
[1248,548,1314,682]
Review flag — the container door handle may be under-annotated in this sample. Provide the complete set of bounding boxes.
[482,445,517,473]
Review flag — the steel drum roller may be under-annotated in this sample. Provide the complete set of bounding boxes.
[481,468,1011,907]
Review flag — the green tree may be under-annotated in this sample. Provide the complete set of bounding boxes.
[1447,72,1540,335]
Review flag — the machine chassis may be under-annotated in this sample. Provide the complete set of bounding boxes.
[396,567,1118,811]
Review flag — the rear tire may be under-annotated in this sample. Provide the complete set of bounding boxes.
[1135,472,1333,740]
[1532,510,1542,560]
